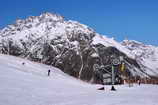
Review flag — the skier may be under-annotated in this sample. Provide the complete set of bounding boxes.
[22,62,25,65]
[48,70,51,76]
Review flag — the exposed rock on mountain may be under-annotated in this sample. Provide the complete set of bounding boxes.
[0,12,156,83]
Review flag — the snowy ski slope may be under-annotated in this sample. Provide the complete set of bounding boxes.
[0,54,158,105]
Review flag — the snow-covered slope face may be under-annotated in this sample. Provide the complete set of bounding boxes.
[92,34,134,59]
[0,54,95,105]
[1,54,158,105]
[122,40,158,77]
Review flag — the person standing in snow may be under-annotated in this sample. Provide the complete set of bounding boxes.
[138,79,141,85]
[48,70,51,76]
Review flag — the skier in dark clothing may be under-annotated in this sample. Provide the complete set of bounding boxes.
[48,70,51,76]
[22,62,25,65]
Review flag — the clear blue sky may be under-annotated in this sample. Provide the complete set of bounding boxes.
[1,0,158,45]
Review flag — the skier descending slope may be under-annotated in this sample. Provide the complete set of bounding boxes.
[48,69,51,76]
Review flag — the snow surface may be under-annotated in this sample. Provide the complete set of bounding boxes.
[0,54,158,105]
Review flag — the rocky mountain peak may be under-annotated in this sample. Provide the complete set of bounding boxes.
[0,12,95,44]
[39,12,64,21]
[122,40,146,49]
[122,39,158,57]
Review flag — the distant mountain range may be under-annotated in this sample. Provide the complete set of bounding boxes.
[0,12,158,83]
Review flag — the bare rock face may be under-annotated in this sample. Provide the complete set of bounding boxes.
[0,12,156,83]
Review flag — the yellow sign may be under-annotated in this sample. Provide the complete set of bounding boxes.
[121,63,125,71]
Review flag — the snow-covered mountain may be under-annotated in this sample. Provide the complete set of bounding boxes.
[0,12,157,82]
[122,40,158,77]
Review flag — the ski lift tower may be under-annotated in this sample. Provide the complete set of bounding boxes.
[93,56,123,91]
[111,56,123,91]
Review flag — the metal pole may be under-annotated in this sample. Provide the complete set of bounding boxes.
[111,65,116,91]
[112,65,115,85]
